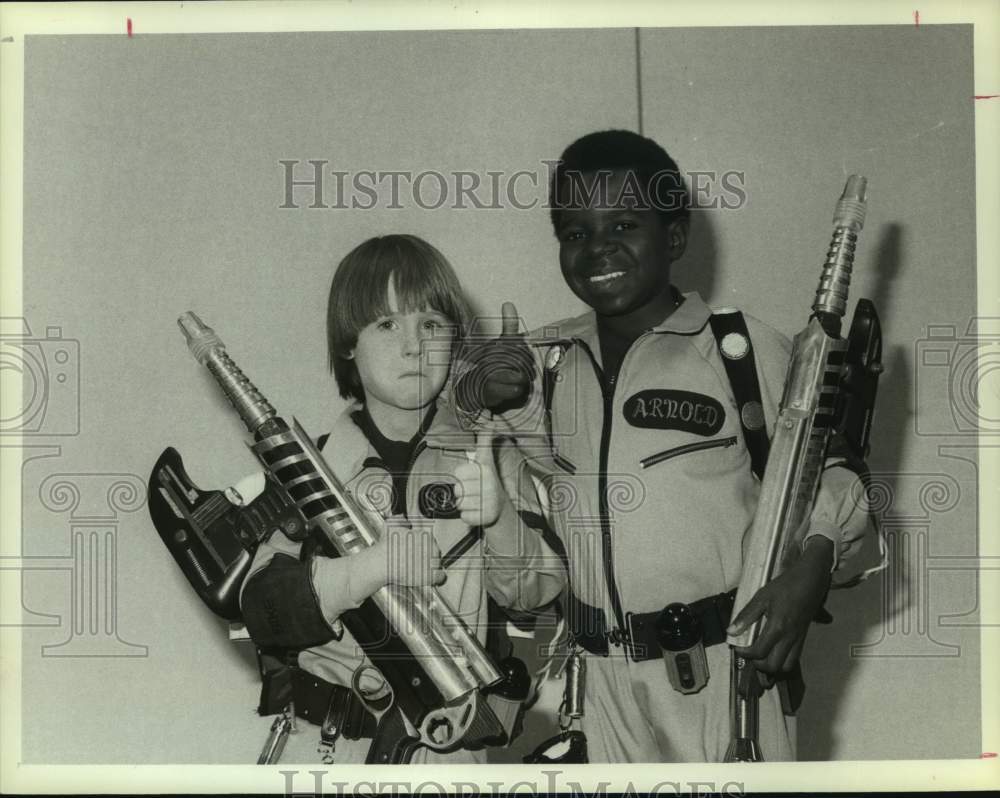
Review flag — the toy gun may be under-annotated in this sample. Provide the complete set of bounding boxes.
[724,176,882,761]
[162,311,524,764]
[148,445,306,621]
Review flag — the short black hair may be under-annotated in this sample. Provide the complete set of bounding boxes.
[326,234,470,403]
[549,129,690,233]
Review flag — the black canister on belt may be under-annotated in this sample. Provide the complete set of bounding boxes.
[656,602,709,694]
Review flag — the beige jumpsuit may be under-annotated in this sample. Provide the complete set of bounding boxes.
[238,400,565,763]
[480,292,870,762]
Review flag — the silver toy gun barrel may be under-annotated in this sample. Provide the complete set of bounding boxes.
[725,177,875,762]
[178,312,504,761]
[729,176,868,649]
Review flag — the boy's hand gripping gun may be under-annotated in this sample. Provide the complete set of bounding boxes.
[175,312,518,764]
[724,176,882,762]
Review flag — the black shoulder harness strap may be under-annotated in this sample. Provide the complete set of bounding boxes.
[708,311,771,481]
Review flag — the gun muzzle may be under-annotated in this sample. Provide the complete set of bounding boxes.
[834,175,868,231]
[178,311,225,365]
[178,311,277,433]
[813,175,868,323]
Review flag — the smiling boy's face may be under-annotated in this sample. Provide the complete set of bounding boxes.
[556,169,687,329]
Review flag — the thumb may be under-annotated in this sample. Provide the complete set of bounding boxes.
[500,301,520,337]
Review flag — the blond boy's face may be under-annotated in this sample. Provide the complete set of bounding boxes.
[350,283,454,415]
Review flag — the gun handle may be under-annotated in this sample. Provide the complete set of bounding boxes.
[836,298,883,459]
[365,705,422,765]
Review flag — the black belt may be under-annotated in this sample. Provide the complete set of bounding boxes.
[290,666,377,741]
[567,590,809,714]
[567,589,736,661]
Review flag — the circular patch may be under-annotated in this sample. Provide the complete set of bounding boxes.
[720,332,750,360]
[741,401,765,431]
[418,482,460,519]
[545,345,565,371]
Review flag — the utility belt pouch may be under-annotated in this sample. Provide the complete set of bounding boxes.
[656,603,710,694]
[321,682,371,745]
[619,589,736,663]
[483,656,532,747]
[256,649,294,716]
[290,667,377,741]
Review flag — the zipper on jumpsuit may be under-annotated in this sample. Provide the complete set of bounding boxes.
[574,334,649,653]
[639,436,738,470]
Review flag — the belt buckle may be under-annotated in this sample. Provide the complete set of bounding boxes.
[622,612,651,661]
[608,620,644,660]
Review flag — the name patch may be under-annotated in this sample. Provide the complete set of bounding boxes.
[623,390,725,435]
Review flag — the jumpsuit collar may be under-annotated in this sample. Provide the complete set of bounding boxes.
[546,291,714,372]
[553,290,713,342]
[323,400,476,484]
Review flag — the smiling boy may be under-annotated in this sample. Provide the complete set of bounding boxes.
[458,130,871,762]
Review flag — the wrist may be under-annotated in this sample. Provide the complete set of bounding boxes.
[483,498,519,554]
[801,535,835,576]
[349,545,388,602]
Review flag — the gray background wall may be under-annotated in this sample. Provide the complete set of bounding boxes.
[15,26,981,763]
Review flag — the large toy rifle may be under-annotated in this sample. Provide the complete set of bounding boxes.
[724,176,882,761]
[157,312,522,764]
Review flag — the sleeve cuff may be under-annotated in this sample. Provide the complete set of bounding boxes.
[802,520,843,573]
[311,556,359,632]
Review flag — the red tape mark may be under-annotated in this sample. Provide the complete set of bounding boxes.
[127,18,133,37]
[981,752,997,758]
[914,10,920,26]
[974,94,999,100]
